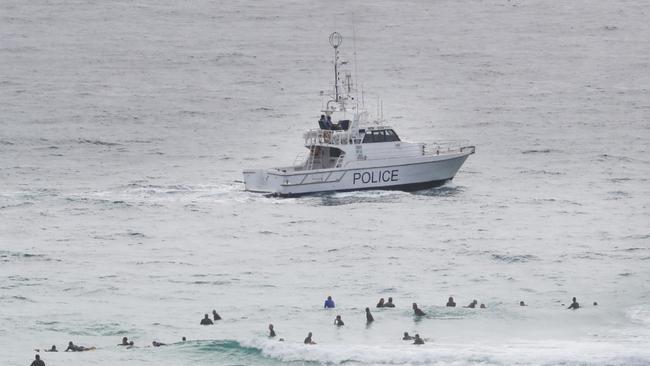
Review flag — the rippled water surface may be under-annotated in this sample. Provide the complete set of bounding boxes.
[1,0,650,365]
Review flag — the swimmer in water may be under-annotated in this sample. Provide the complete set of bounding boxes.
[412,303,426,316]
[65,341,93,352]
[212,310,221,321]
[402,332,414,340]
[269,324,276,337]
[520,301,527,306]
[182,337,186,342]
[334,315,344,326]
[464,300,478,308]
[44,345,57,352]
[30,354,45,366]
[118,337,129,346]
[324,296,335,308]
[152,341,166,347]
[366,307,374,323]
[480,303,486,309]
[385,297,395,308]
[593,301,598,306]
[200,313,214,325]
[304,332,316,344]
[376,298,385,308]
[413,334,425,345]
[568,297,580,310]
[446,297,456,307]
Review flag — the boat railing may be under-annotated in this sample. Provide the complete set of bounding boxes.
[304,129,355,145]
[424,140,474,156]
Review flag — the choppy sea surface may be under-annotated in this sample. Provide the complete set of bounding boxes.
[2,0,650,365]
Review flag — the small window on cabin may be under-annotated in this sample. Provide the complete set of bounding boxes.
[386,129,401,142]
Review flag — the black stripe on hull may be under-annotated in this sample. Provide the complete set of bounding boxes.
[271,178,452,198]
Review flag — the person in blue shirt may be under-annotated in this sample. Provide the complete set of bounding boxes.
[324,296,335,308]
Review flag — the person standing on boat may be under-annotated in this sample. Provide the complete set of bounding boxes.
[318,114,327,129]
[324,296,335,308]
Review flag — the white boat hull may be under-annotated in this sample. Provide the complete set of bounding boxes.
[243,151,471,196]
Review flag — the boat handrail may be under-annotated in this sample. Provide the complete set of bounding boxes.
[304,129,355,145]
[423,140,472,155]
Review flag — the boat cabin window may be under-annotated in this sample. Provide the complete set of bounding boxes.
[329,148,343,157]
[362,129,401,143]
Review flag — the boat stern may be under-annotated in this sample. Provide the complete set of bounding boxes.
[243,169,285,194]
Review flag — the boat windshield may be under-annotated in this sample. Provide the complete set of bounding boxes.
[362,129,400,143]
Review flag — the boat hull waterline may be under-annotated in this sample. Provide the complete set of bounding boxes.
[244,151,471,197]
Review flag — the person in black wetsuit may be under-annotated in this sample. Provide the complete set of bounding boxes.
[152,341,166,347]
[118,337,129,346]
[402,332,414,340]
[412,303,426,316]
[385,297,395,308]
[44,345,57,352]
[334,315,344,326]
[464,300,478,308]
[568,297,580,310]
[65,341,92,352]
[365,307,374,323]
[269,324,276,337]
[480,303,487,309]
[200,314,214,325]
[304,332,316,344]
[520,301,527,306]
[376,298,385,308]
[30,354,45,366]
[413,334,425,345]
[182,337,187,342]
[212,310,221,321]
[446,297,456,307]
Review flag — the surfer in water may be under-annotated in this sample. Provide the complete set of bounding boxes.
[568,297,580,310]
[402,332,414,340]
[385,297,395,308]
[324,296,335,308]
[413,334,425,345]
[200,314,214,325]
[366,307,374,323]
[334,315,344,326]
[212,310,221,321]
[30,354,45,366]
[269,324,276,337]
[464,300,478,308]
[118,337,129,346]
[152,341,166,347]
[412,303,426,316]
[376,298,385,308]
[65,341,94,352]
[304,332,316,344]
[520,301,527,306]
[446,297,456,307]
[44,345,57,352]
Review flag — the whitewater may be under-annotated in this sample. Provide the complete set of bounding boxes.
[1,0,649,365]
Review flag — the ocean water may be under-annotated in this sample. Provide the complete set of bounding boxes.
[1,0,650,365]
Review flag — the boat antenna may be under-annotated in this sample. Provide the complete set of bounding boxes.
[329,32,342,102]
[352,15,360,105]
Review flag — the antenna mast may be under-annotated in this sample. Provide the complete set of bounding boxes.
[329,32,343,102]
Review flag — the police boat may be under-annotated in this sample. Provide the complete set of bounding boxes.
[243,32,475,197]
